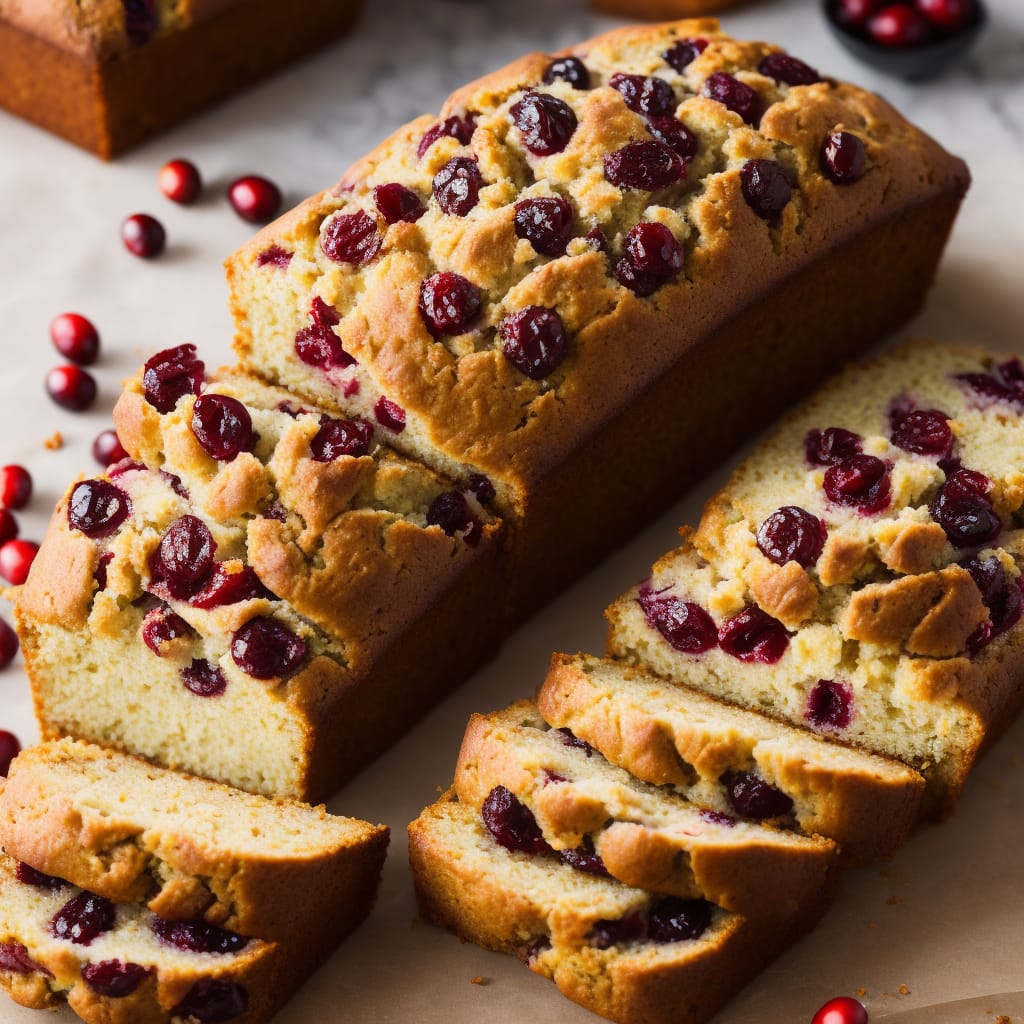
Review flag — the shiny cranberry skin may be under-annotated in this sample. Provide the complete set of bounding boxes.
[811,995,869,1024]
[663,37,708,72]
[722,770,794,820]
[0,465,32,510]
[481,785,551,854]
[226,175,281,222]
[417,114,477,158]
[121,213,165,258]
[174,979,249,1023]
[310,416,374,462]
[756,506,826,568]
[0,730,20,775]
[559,838,610,877]
[868,4,933,45]
[321,210,382,264]
[836,0,886,27]
[82,960,150,998]
[740,160,792,222]
[158,159,202,204]
[718,605,790,663]
[0,540,39,585]
[16,862,65,890]
[930,469,1000,548]
[50,892,115,946]
[68,480,131,539]
[141,606,193,654]
[433,156,484,217]
[510,91,578,156]
[965,556,1022,654]
[500,306,568,380]
[637,585,718,654]
[542,56,590,89]
[0,618,18,668]
[181,659,228,697]
[513,196,574,257]
[374,183,426,225]
[374,396,406,433]
[50,312,100,365]
[958,361,1024,407]
[152,917,249,954]
[92,429,129,467]
[806,679,855,732]
[557,728,594,756]
[143,344,205,413]
[758,52,822,85]
[624,222,683,277]
[647,898,712,944]
[468,473,496,505]
[190,394,257,462]
[589,910,646,949]
[294,297,354,370]
[646,117,699,162]
[615,258,661,298]
[154,515,216,599]
[0,510,15,547]
[419,272,482,338]
[821,132,868,185]
[823,455,891,515]
[702,72,759,124]
[189,565,270,609]
[0,942,43,975]
[890,408,952,458]
[426,491,482,546]
[604,140,685,191]
[609,73,677,117]
[231,617,308,679]
[46,364,97,411]
[916,0,976,31]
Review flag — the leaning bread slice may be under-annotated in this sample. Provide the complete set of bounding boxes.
[537,653,925,863]
[453,702,838,918]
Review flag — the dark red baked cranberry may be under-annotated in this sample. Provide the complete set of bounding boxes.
[614,258,661,298]
[588,910,646,949]
[417,114,477,159]
[823,455,891,515]
[50,312,100,365]
[294,297,355,371]
[500,306,568,380]
[92,429,129,467]
[556,727,594,756]
[121,213,165,258]
[143,344,205,414]
[46,364,97,411]
[82,960,150,998]
[481,785,552,855]
[758,52,822,85]
[542,768,568,786]
[586,226,607,251]
[0,465,32,510]
[141,606,193,654]
[637,584,718,654]
[426,491,482,547]
[231,617,308,679]
[50,892,115,946]
[226,175,281,223]
[806,679,855,732]
[514,196,574,257]
[174,980,249,1023]
[604,140,685,191]
[559,837,610,877]
[419,272,482,338]
[158,159,202,205]
[189,565,270,609]
[152,916,250,954]
[805,427,862,466]
[0,540,38,585]
[740,159,792,222]
[701,809,737,827]
[262,503,286,522]
[722,770,794,820]
[321,210,382,264]
[718,605,790,663]
[16,862,65,890]
[310,416,374,462]
[663,37,708,72]
[468,473,496,505]
[965,556,1022,654]
[957,359,1024,407]
[756,506,826,568]
[811,995,869,1024]
[374,396,406,433]
[154,515,216,599]
[542,56,590,89]
[609,73,677,117]
[645,117,699,162]
[0,510,15,547]
[702,72,759,124]
[890,408,953,458]
[917,0,977,31]
[68,479,131,539]
[930,469,1001,548]
[0,619,18,669]
[836,0,885,27]
[510,91,578,156]
[0,730,20,775]
[624,222,683,278]
[0,941,44,975]
[123,0,157,45]
[647,898,712,944]
[190,394,257,462]
[821,132,868,185]
[869,4,933,45]
[181,659,227,697]
[433,157,484,217]
[374,183,426,225]
[162,470,189,499]
[95,551,113,591]
[255,245,292,269]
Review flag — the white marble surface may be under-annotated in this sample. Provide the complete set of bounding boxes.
[1,1,1023,1022]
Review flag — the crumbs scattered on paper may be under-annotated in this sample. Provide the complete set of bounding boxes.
[43,431,63,450]
[471,976,489,986]
[898,985,910,996]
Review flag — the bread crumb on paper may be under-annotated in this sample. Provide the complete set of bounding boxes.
[897,985,910,996]
[43,431,63,450]
[470,976,489,986]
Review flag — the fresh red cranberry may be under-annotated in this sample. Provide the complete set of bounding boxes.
[16,862,65,890]
[510,91,578,156]
[500,306,568,380]
[758,52,822,85]
[805,427,863,465]
[609,73,677,117]
[663,37,708,72]
[821,132,868,185]
[702,72,760,124]
[417,114,477,159]
[481,785,552,854]
[756,506,827,567]
[152,917,249,954]
[823,455,891,515]
[231,617,308,679]
[0,942,45,975]
[95,551,113,591]
[68,480,131,539]
[0,619,18,669]
[153,515,216,599]
[718,605,790,663]
[174,980,249,1023]
[190,394,257,462]
[433,156,484,217]
[46,364,97,411]
[50,892,115,945]
[868,4,933,45]
[189,565,271,609]
[647,898,712,944]
[426,491,482,546]
[559,837,610,877]
[556,727,595,756]
[255,245,292,269]
[740,160,792,222]
[82,960,151,997]
[374,183,426,225]
[0,730,20,775]
[226,175,281,222]
[542,56,590,89]
[890,408,952,458]
[514,196,575,257]
[811,995,869,1024]
[294,297,355,370]
[637,584,718,654]
[50,312,100,365]
[141,605,193,654]
[604,140,685,191]
[181,659,228,697]
[722,770,794,820]
[310,416,373,462]
[121,213,165,258]
[0,465,32,510]
[836,0,885,27]
[624,222,683,277]
[0,540,38,585]
[806,679,855,732]
[0,510,16,547]
[419,272,482,338]
[143,344,205,413]
[92,429,129,467]
[916,0,976,31]
[321,210,382,264]
[646,117,699,162]
[158,159,202,204]
[588,910,646,949]
[930,469,1000,548]
[468,473,496,505]
[374,396,406,433]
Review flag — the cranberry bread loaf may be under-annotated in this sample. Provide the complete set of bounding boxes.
[537,654,925,864]
[227,18,969,619]
[409,791,834,1024]
[454,701,838,917]
[0,0,363,158]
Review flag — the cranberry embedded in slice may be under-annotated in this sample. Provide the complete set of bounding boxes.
[294,297,355,371]
[190,394,257,462]
[81,960,150,998]
[417,114,477,159]
[310,416,374,462]
[68,480,131,539]
[374,396,406,433]
[645,117,699,162]
[157,159,202,205]
[701,72,760,125]
[513,196,575,257]
[647,897,713,944]
[718,605,790,664]
[0,465,31,510]
[821,132,868,185]
[623,222,683,278]
[0,941,45,975]
[173,980,249,1024]
[152,916,249,955]
[226,175,281,223]
[50,892,115,946]
[374,183,426,225]
[50,312,100,365]
[964,556,1022,654]
[805,427,863,466]
[806,679,855,732]
[467,473,496,505]
[426,491,482,547]
[500,306,568,380]
[419,272,482,338]
[663,37,708,73]
[556,728,594,756]
[811,996,869,1024]
[740,159,792,222]
[930,469,1001,548]
[0,729,20,776]
[94,551,113,591]
[604,140,685,192]
[637,585,718,654]
[756,506,827,568]
[181,659,228,697]
[121,213,165,258]
[321,210,382,265]
[609,73,677,117]
[542,56,590,90]
[153,515,216,599]
[231,617,308,679]
[890,408,953,459]
[189,565,271,610]
[510,91,578,157]
[433,156,484,217]
[588,910,646,950]
[758,52,822,86]
[614,257,661,298]
[559,837,610,877]
[701,809,736,827]
[143,344,205,414]
[46,364,97,411]
[16,862,66,890]
[722,770,794,820]
[481,785,552,855]
[141,605,193,654]
[255,245,292,269]
[823,455,891,515]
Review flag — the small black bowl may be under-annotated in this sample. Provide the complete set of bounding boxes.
[823,0,987,81]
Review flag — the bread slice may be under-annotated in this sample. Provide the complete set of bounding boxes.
[537,653,925,863]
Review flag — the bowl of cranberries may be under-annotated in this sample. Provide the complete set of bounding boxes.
[825,0,986,80]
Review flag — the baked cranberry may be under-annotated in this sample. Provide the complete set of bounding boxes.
[50,892,115,946]
[965,556,1022,654]
[433,156,484,217]
[50,312,100,365]
[426,491,482,546]
[646,116,699,161]
[930,469,1000,548]
[806,427,862,465]
[255,245,292,269]
[0,510,16,546]
[481,785,552,854]
[417,114,477,158]
[374,183,426,225]
[806,679,855,732]
[94,551,113,591]
[468,473,496,505]
[958,361,1024,407]
[46,364,97,411]
[556,727,594,756]
[722,770,794,820]
[121,213,165,258]
[586,226,607,251]
[663,37,708,72]
[589,910,646,949]
[0,540,39,585]
[648,898,712,944]
[141,605,193,654]
[609,73,677,117]
[718,605,790,663]
[0,942,44,975]
[374,396,406,433]
[821,132,868,185]
[68,479,131,539]
[231,617,308,679]
[823,455,891,515]
[510,91,578,156]
[419,272,482,338]
[82,960,150,997]
[294,297,355,370]
[0,730,20,775]
[514,196,574,257]
[92,429,129,467]
[756,506,826,567]
[559,838,610,877]
[916,0,977,31]
[190,565,270,609]
[604,140,685,191]
[836,0,885,27]
[868,4,933,45]
[143,344,205,413]
[262,503,286,522]
[174,980,249,1023]
[152,916,249,954]
[158,159,202,204]
[181,659,228,697]
[0,618,18,668]
[190,394,257,462]
[701,809,736,827]
[162,470,189,499]
[702,73,759,125]
[226,175,281,223]
[542,56,590,89]
[153,515,216,599]
[637,584,718,654]
[624,222,683,277]
[310,416,373,462]
[0,465,32,509]
[614,258,661,297]
[16,862,65,890]
[740,159,792,222]
[758,52,822,85]
[500,306,568,380]
[321,210,382,264]
[811,995,869,1024]
[890,408,952,458]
